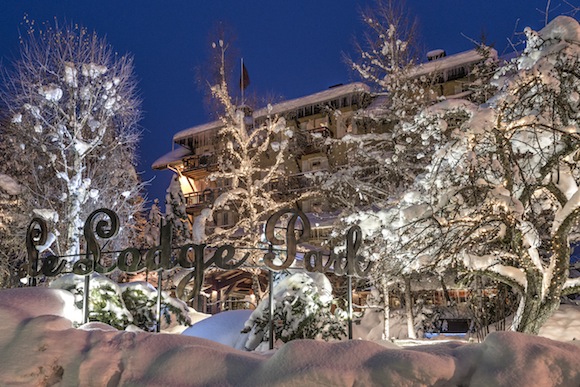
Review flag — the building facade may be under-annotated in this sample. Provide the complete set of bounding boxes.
[152,48,497,311]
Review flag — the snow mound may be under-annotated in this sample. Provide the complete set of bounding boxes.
[539,304,580,341]
[0,288,579,386]
[0,287,76,323]
[182,309,251,350]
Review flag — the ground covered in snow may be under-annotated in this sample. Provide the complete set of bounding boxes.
[0,288,579,386]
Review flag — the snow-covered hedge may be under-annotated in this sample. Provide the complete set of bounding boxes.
[120,281,191,331]
[50,273,191,331]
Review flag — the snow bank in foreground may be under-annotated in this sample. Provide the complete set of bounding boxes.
[0,288,579,386]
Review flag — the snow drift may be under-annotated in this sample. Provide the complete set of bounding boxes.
[0,287,579,386]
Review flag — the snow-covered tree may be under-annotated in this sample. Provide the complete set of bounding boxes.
[326,1,502,340]
[143,199,162,248]
[330,0,436,224]
[348,0,432,115]
[377,16,580,334]
[122,195,149,252]
[241,271,345,351]
[320,0,439,340]
[157,175,193,294]
[466,44,500,105]
[193,41,302,261]
[0,21,143,260]
[0,171,25,286]
[165,175,192,246]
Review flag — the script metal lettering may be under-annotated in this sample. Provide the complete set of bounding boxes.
[25,208,373,301]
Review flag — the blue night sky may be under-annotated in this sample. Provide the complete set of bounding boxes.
[0,1,569,207]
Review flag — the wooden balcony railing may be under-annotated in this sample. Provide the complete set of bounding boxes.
[293,127,332,155]
[183,154,218,172]
[184,188,224,208]
[184,170,329,210]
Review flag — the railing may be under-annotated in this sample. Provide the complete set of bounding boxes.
[266,170,328,195]
[183,154,218,172]
[184,170,329,210]
[184,188,224,208]
[293,126,332,155]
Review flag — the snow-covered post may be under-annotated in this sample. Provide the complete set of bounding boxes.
[403,275,416,339]
[380,276,390,340]
[151,216,172,332]
[156,270,162,333]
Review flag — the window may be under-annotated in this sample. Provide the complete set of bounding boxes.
[222,211,230,226]
[447,66,467,81]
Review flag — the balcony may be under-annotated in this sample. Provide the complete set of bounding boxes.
[184,170,327,212]
[293,126,331,155]
[184,188,223,210]
[266,170,327,199]
[182,154,218,179]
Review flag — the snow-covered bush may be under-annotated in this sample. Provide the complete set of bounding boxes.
[120,281,191,332]
[242,272,346,351]
[50,273,191,331]
[50,274,132,330]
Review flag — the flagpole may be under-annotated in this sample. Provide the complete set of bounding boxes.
[241,57,245,105]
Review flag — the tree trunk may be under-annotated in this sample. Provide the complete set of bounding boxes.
[440,276,451,305]
[65,168,85,260]
[511,270,560,334]
[474,275,489,341]
[380,277,390,340]
[251,273,264,303]
[404,275,416,339]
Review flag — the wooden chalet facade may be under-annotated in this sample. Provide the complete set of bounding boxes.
[152,48,497,313]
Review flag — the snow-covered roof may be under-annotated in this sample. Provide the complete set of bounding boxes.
[151,145,193,170]
[359,94,390,118]
[427,49,446,59]
[173,120,223,143]
[163,82,370,159]
[409,48,498,79]
[253,82,370,119]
